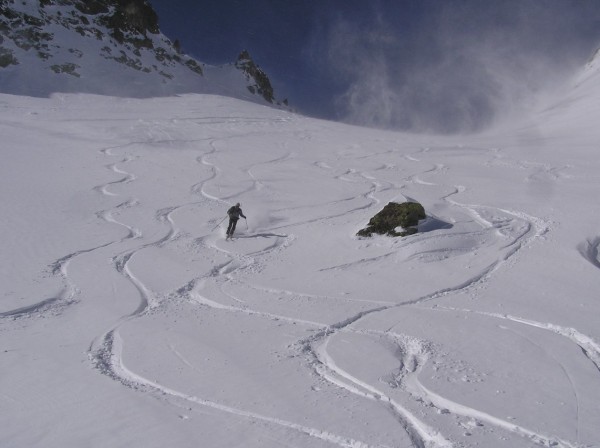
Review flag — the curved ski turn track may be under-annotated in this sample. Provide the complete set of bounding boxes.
[1,94,600,448]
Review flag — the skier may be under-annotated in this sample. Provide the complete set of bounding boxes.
[226,202,246,238]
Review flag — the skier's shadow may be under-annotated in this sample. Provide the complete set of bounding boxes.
[236,232,287,239]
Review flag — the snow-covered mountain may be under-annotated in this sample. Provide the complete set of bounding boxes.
[1,57,600,447]
[2,3,600,447]
[0,0,282,104]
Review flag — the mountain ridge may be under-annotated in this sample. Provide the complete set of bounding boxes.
[0,0,283,105]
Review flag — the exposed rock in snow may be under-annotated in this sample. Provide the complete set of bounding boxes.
[357,201,426,237]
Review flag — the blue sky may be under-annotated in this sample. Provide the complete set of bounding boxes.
[150,1,600,133]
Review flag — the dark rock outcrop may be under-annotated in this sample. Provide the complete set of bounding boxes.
[235,49,274,104]
[357,202,426,237]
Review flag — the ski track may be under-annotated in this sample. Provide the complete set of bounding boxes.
[310,336,452,448]
[322,328,583,448]
[391,319,584,448]
[188,291,325,329]
[503,328,582,444]
[279,148,577,447]
[389,312,585,448]
[64,122,587,448]
[434,306,600,374]
[81,121,386,448]
[0,296,62,318]
[1,234,116,320]
[85,122,389,448]
[30,149,147,318]
[411,377,581,448]
[294,148,568,448]
[92,156,137,196]
[91,329,384,448]
[2,143,149,322]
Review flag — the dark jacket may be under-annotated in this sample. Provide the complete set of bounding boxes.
[227,205,246,220]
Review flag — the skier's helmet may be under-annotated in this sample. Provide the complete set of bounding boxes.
[236,203,240,207]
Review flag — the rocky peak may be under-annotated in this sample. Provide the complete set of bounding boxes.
[235,49,275,104]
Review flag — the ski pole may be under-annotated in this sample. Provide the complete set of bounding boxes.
[211,216,227,231]
[245,218,248,230]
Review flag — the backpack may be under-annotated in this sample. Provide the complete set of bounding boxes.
[228,206,240,219]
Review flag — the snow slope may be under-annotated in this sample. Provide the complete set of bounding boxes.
[1,62,599,447]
